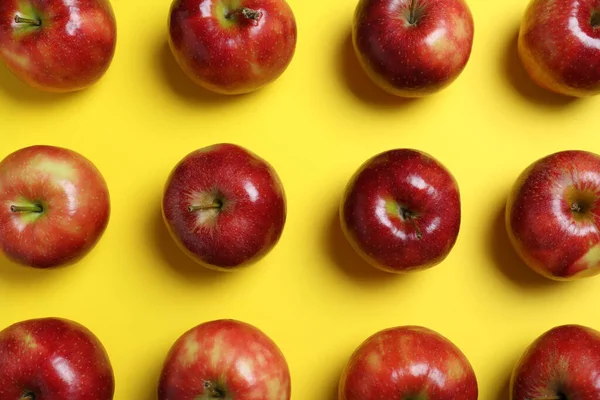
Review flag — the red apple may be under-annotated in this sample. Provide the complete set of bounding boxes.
[0,0,117,92]
[352,0,474,97]
[0,145,111,269]
[511,324,600,400]
[340,149,461,273]
[158,319,291,400]
[339,326,478,400]
[518,0,600,97]
[0,317,114,400]
[168,0,297,95]
[162,143,286,271]
[506,150,600,281]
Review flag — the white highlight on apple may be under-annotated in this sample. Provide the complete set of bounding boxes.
[63,0,82,36]
[244,181,259,202]
[60,180,79,214]
[52,356,76,385]
[425,27,448,47]
[236,359,256,384]
[569,1,600,50]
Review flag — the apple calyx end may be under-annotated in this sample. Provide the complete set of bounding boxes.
[591,11,600,28]
[203,381,226,399]
[20,393,36,400]
[226,7,262,24]
[14,15,41,27]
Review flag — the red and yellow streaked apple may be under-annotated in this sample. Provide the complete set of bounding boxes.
[352,0,474,97]
[518,0,600,97]
[0,0,117,92]
[0,318,114,400]
[158,319,291,400]
[0,145,111,269]
[168,0,297,95]
[339,326,478,400]
[340,149,461,273]
[506,150,600,280]
[162,143,286,271]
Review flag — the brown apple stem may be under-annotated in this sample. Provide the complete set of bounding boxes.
[14,15,41,26]
[188,203,221,212]
[10,205,43,213]
[401,208,423,239]
[227,7,262,21]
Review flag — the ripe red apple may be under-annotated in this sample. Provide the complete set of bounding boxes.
[518,0,600,97]
[168,0,297,95]
[339,326,478,400]
[340,149,461,273]
[0,0,117,92]
[0,145,111,269]
[162,143,286,271]
[511,324,600,400]
[506,150,600,281]
[0,317,114,400]
[352,0,474,97]
[158,319,291,400]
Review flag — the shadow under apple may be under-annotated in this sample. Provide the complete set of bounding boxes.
[156,41,250,105]
[502,26,576,108]
[152,205,225,283]
[496,375,511,400]
[337,29,417,108]
[488,200,559,289]
[326,206,397,284]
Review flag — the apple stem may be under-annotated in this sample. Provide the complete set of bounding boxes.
[14,15,41,26]
[227,7,262,22]
[10,205,43,213]
[400,208,423,239]
[188,203,222,212]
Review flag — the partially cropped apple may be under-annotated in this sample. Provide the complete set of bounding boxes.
[511,324,600,400]
[0,317,115,400]
[0,0,117,92]
[339,326,478,400]
[341,149,461,273]
[162,143,286,270]
[352,0,474,97]
[158,319,291,400]
[168,0,297,94]
[506,150,600,280]
[518,0,600,97]
[0,145,111,268]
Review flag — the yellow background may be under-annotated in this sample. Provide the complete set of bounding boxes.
[1,0,599,398]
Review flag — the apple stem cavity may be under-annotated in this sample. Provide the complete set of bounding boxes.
[20,393,35,400]
[188,202,222,212]
[14,15,41,26]
[204,381,225,399]
[571,202,584,213]
[592,11,600,28]
[226,7,262,22]
[10,205,43,213]
[400,207,423,239]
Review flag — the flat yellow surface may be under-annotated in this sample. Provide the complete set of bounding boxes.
[1,0,599,398]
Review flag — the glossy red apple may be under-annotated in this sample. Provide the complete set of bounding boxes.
[0,145,111,268]
[339,326,478,400]
[0,0,117,92]
[511,324,600,400]
[340,149,461,273]
[168,0,297,95]
[0,317,114,400]
[506,150,600,281]
[158,319,291,400]
[352,0,474,97]
[519,0,600,97]
[162,143,286,271]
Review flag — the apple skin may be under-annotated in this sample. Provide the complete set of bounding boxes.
[0,145,111,269]
[0,317,115,400]
[162,143,286,271]
[339,326,478,400]
[0,0,117,92]
[518,0,600,97]
[168,0,297,95]
[506,150,600,281]
[511,324,600,400]
[352,0,474,97]
[340,149,461,273]
[158,319,291,400]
